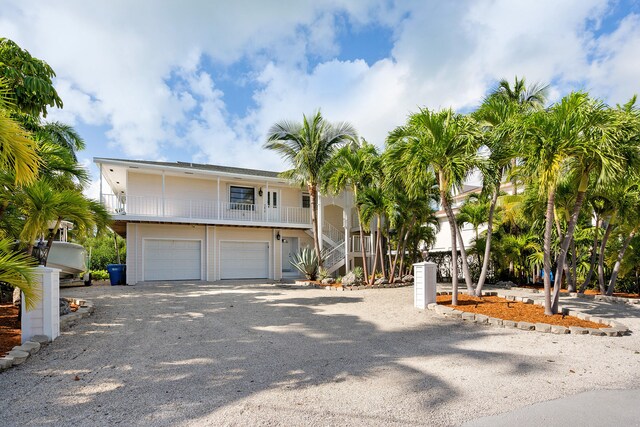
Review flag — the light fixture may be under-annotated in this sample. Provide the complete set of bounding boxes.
[276,231,281,240]
[258,187,263,197]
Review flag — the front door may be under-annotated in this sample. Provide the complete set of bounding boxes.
[282,237,298,273]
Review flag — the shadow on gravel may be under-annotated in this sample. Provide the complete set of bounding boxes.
[0,281,547,425]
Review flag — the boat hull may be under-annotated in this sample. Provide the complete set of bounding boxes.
[47,241,87,278]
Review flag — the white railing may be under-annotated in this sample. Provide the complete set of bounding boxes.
[322,220,344,245]
[324,244,345,271]
[352,235,373,254]
[101,194,311,226]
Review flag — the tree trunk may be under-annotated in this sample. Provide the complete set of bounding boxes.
[568,237,577,292]
[442,194,459,306]
[308,184,323,267]
[398,226,412,279]
[598,219,615,294]
[356,206,369,283]
[369,223,380,287]
[475,183,500,296]
[377,217,386,278]
[606,227,637,295]
[543,188,556,315]
[580,218,600,292]
[44,217,63,266]
[455,226,474,294]
[389,225,405,283]
[551,189,587,313]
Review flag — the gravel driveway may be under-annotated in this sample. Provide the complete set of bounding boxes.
[1,281,639,426]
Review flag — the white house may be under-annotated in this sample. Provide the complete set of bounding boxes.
[96,158,373,284]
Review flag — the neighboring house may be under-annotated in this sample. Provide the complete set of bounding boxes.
[96,158,373,284]
[431,181,519,252]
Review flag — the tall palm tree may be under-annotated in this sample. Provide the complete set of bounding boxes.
[265,111,357,265]
[471,77,547,295]
[328,140,377,282]
[358,184,387,285]
[456,194,489,266]
[386,108,481,304]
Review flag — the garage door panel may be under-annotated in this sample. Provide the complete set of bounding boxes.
[144,239,201,281]
[220,241,269,279]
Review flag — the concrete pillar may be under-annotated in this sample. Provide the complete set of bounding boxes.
[414,262,437,309]
[21,266,60,343]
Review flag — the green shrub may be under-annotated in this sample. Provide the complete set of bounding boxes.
[90,270,110,281]
[352,266,364,281]
[317,267,330,281]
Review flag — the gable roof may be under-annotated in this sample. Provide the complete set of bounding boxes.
[95,158,281,179]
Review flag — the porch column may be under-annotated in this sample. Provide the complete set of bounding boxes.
[217,177,221,220]
[161,171,166,217]
[317,196,323,251]
[98,163,103,203]
[343,209,350,273]
[265,182,269,222]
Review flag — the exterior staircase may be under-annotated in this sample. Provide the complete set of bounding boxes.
[305,221,345,274]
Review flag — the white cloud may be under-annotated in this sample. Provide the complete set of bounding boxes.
[2,0,639,178]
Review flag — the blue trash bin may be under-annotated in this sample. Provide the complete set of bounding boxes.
[106,264,126,286]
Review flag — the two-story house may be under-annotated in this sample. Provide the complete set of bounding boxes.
[96,158,373,284]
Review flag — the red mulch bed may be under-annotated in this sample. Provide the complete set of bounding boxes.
[437,294,607,328]
[0,303,20,357]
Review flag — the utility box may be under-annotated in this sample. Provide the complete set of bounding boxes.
[21,266,60,343]
[414,262,437,309]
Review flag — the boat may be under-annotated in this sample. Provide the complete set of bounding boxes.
[47,241,87,279]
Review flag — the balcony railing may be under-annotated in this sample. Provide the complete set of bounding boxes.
[101,194,311,226]
[352,235,373,254]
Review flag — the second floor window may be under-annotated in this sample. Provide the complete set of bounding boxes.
[230,186,255,209]
[302,193,310,208]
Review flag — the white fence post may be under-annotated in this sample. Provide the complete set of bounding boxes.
[414,262,437,309]
[21,266,60,343]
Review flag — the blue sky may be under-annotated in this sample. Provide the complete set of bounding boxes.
[1,0,640,198]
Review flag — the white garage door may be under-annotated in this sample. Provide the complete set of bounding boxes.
[220,241,269,279]
[144,239,201,281]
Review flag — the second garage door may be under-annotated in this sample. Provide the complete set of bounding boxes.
[144,239,201,281]
[220,241,269,279]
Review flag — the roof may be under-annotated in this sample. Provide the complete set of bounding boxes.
[95,158,282,179]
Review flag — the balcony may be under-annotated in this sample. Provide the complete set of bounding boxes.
[101,194,311,228]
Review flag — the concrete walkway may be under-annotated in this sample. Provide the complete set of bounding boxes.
[0,281,638,426]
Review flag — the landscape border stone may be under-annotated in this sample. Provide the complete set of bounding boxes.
[425,291,629,337]
[295,280,414,291]
[1,298,94,374]
[509,287,640,305]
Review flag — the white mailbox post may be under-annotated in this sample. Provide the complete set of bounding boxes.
[21,266,60,343]
[414,262,437,309]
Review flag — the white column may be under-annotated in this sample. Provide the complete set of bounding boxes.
[161,171,166,217]
[217,177,221,220]
[21,266,60,343]
[265,182,269,222]
[99,163,103,203]
[414,262,437,309]
[343,210,350,273]
[317,195,323,251]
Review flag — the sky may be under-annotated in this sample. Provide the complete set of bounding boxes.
[2,0,640,199]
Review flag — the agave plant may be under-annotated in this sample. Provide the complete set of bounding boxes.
[290,247,325,280]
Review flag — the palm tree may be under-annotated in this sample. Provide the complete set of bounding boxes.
[358,184,387,285]
[386,108,481,304]
[265,111,357,266]
[0,80,40,186]
[328,140,378,282]
[0,239,39,309]
[471,77,547,295]
[456,194,489,266]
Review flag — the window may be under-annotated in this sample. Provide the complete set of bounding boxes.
[230,186,255,210]
[302,193,310,208]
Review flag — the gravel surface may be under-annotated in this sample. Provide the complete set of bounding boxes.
[1,281,639,426]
